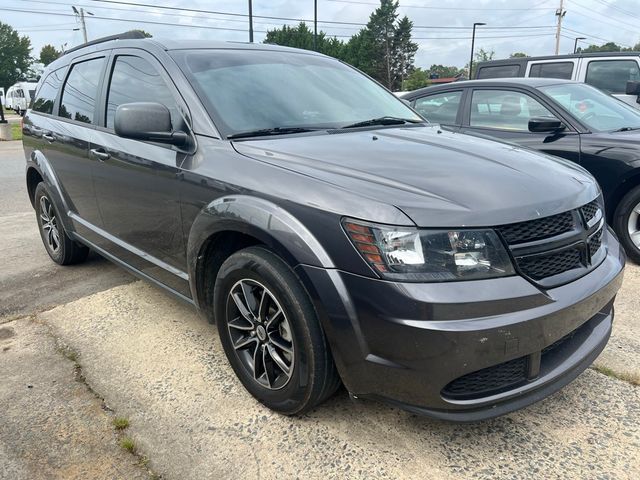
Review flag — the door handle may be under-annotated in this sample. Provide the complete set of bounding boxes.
[90,148,111,161]
[42,133,55,142]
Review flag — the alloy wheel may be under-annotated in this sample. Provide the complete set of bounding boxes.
[628,200,640,249]
[39,195,61,253]
[226,279,295,390]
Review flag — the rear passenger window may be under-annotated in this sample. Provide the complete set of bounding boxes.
[470,89,553,131]
[414,91,462,125]
[59,58,105,124]
[529,62,573,80]
[33,68,65,114]
[476,65,521,79]
[106,56,178,129]
[585,60,640,94]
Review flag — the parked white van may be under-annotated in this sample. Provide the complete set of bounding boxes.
[474,52,640,109]
[6,82,38,115]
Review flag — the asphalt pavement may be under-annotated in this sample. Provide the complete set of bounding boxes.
[1,140,638,479]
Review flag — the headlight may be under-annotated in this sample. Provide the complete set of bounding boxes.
[343,219,515,282]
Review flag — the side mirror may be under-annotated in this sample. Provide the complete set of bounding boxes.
[528,116,566,133]
[114,102,188,146]
[625,80,640,96]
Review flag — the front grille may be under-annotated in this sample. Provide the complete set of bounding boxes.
[498,211,575,244]
[517,248,583,280]
[589,228,603,257]
[581,200,599,224]
[441,356,528,400]
[541,329,577,356]
[497,199,604,286]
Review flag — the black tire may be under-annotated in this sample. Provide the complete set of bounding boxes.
[613,185,640,264]
[34,183,89,265]
[213,246,340,415]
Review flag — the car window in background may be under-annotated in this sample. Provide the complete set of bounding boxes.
[413,91,462,125]
[33,68,66,114]
[529,62,574,79]
[174,49,421,137]
[470,89,553,131]
[106,56,180,130]
[539,82,640,132]
[585,60,640,94]
[476,64,521,79]
[59,58,105,124]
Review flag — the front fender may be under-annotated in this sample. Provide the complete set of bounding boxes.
[186,195,335,305]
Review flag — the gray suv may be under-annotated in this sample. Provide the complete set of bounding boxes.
[22,32,624,421]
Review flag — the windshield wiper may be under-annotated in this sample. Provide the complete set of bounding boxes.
[613,126,640,132]
[228,127,322,139]
[340,116,423,129]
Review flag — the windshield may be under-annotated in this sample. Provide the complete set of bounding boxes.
[174,49,422,137]
[538,82,640,132]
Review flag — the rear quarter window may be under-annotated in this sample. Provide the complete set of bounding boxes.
[477,64,521,79]
[33,68,66,114]
[529,62,574,80]
[585,59,640,94]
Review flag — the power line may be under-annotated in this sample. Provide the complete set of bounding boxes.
[326,0,557,10]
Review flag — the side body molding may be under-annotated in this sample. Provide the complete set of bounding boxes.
[186,195,335,308]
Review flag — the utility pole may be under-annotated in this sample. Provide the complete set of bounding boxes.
[313,0,318,51]
[469,22,486,79]
[248,0,254,43]
[72,6,92,43]
[555,0,566,55]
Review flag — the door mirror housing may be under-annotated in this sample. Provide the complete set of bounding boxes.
[625,80,640,96]
[114,102,188,146]
[528,116,566,133]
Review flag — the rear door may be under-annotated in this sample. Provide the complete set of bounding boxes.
[460,87,581,163]
[579,57,640,108]
[90,50,192,296]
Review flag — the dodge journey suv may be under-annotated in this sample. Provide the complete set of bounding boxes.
[23,32,625,421]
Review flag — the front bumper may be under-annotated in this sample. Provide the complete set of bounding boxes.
[297,229,625,421]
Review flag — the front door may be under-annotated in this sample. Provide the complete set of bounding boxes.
[91,51,192,296]
[460,88,582,164]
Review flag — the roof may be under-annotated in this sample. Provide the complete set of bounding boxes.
[477,51,640,67]
[401,77,579,98]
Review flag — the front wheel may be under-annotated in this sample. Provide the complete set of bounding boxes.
[613,185,640,263]
[34,183,89,265]
[213,246,340,415]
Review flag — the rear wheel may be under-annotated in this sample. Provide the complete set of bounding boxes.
[34,183,89,265]
[613,185,640,263]
[213,246,340,414]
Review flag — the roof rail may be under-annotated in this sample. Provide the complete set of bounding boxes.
[63,31,148,56]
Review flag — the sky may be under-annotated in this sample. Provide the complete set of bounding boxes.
[5,0,640,69]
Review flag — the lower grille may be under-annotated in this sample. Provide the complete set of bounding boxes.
[441,356,527,400]
[517,248,583,280]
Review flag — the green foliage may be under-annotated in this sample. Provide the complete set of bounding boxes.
[0,22,33,91]
[11,123,22,141]
[112,417,130,430]
[132,29,153,38]
[510,52,528,58]
[427,64,464,78]
[264,0,418,90]
[578,41,640,53]
[475,48,495,62]
[39,44,60,66]
[403,68,430,91]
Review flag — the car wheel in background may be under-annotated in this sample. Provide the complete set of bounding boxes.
[34,183,90,265]
[213,246,340,414]
[613,185,640,263]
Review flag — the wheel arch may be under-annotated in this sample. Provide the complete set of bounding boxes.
[187,195,335,318]
[607,169,640,222]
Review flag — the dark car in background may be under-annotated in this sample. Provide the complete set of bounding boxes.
[402,78,640,262]
[22,33,624,421]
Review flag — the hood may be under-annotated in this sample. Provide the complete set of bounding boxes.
[232,126,599,227]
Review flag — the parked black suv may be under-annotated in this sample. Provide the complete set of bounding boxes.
[23,32,625,421]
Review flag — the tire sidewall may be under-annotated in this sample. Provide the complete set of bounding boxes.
[614,187,640,263]
[34,183,66,264]
[214,248,317,414]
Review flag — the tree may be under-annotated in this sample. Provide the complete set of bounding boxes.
[264,22,346,58]
[0,22,32,92]
[39,44,60,66]
[578,42,623,53]
[427,64,464,78]
[510,52,528,58]
[465,48,495,78]
[403,68,429,91]
[132,29,152,38]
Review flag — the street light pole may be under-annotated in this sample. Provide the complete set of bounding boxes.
[248,0,254,43]
[469,22,486,79]
[574,37,586,54]
[313,0,318,51]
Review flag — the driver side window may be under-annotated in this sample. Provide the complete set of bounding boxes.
[470,89,553,131]
[106,55,180,130]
